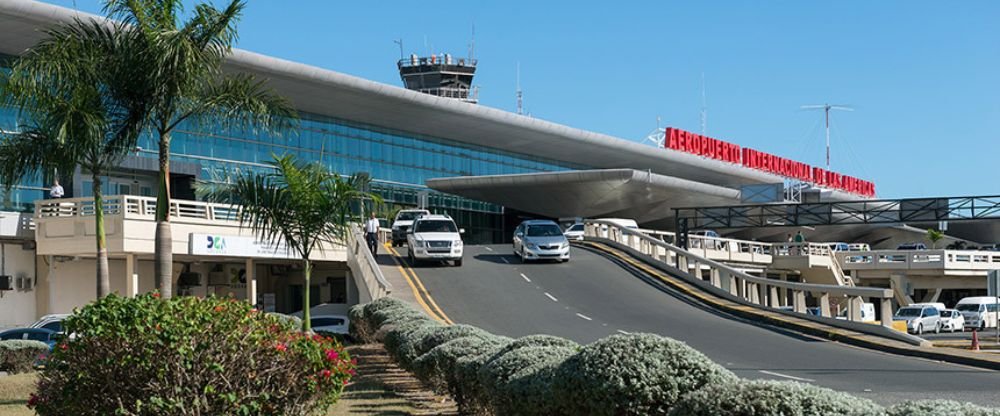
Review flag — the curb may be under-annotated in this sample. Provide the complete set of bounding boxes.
[577,239,1000,371]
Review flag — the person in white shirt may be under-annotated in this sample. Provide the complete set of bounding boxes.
[49,180,64,198]
[364,213,380,254]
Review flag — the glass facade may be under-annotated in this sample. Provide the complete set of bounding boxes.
[0,62,587,242]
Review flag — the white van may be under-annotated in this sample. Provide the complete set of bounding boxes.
[836,302,876,322]
[597,218,639,230]
[956,297,1000,330]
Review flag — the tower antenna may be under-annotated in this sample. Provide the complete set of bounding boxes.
[468,23,476,61]
[516,62,523,115]
[393,38,403,60]
[700,72,707,135]
[801,103,853,170]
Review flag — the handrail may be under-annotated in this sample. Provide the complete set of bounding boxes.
[347,226,392,302]
[584,219,894,327]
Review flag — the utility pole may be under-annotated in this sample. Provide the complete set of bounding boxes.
[700,72,707,135]
[802,103,853,170]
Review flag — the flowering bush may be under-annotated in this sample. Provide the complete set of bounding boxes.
[0,340,50,374]
[552,333,736,416]
[29,293,355,416]
[668,380,884,416]
[887,400,1000,416]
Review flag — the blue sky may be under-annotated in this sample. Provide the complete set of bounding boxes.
[47,1,999,198]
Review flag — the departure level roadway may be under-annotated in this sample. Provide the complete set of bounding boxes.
[388,244,1000,406]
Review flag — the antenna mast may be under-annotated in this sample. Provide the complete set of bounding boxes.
[801,103,853,170]
[700,72,707,135]
[516,62,523,115]
[468,24,476,61]
[393,38,403,60]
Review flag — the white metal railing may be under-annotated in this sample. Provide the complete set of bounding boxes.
[838,249,1000,272]
[35,195,243,224]
[347,227,392,302]
[584,219,895,327]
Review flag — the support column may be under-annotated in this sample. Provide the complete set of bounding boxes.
[793,291,807,313]
[880,298,893,328]
[778,273,788,306]
[819,293,831,317]
[245,258,257,308]
[125,254,138,297]
[768,286,780,308]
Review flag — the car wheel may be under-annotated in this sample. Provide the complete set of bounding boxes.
[519,248,527,263]
[934,323,940,334]
[454,259,463,267]
[917,324,923,335]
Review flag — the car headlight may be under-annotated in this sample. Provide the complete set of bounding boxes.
[392,225,400,230]
[526,242,537,249]
[561,242,570,249]
[454,240,463,247]
[412,240,425,248]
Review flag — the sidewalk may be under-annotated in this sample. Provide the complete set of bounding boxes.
[374,244,421,309]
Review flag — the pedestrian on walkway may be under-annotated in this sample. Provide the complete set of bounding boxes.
[364,212,380,255]
[49,179,64,198]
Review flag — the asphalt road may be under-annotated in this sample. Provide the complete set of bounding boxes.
[389,244,1000,406]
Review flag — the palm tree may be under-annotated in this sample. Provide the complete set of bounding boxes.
[102,0,298,298]
[926,228,945,249]
[0,20,150,297]
[200,154,381,330]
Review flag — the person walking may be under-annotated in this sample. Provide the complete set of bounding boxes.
[49,179,64,198]
[364,212,380,255]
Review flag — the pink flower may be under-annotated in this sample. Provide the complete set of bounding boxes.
[27,393,38,407]
[350,358,357,365]
[58,343,68,351]
[325,349,339,361]
[348,368,356,376]
[342,379,349,385]
[275,343,287,352]
[321,369,332,378]
[152,292,161,298]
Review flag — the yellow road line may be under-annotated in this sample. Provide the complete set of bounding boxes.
[384,244,454,325]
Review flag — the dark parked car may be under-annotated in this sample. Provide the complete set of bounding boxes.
[0,327,58,349]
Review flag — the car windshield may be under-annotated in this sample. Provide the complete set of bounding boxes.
[527,225,563,237]
[939,311,952,318]
[568,224,584,232]
[957,304,983,312]
[895,308,921,317]
[415,220,457,233]
[397,211,424,221]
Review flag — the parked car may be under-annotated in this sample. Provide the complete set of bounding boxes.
[956,296,1000,330]
[938,309,966,332]
[407,214,464,267]
[847,243,871,251]
[309,315,349,335]
[893,305,941,335]
[29,313,69,334]
[597,218,639,230]
[690,230,722,250]
[909,302,946,312]
[390,209,430,247]
[828,242,851,252]
[896,242,927,250]
[0,327,57,348]
[563,223,585,241]
[513,220,571,263]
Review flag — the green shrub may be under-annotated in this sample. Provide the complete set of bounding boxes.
[348,304,370,342]
[553,333,736,416]
[888,400,1000,416]
[454,347,507,414]
[669,380,884,416]
[370,305,428,330]
[29,293,355,416]
[410,333,508,391]
[497,355,568,416]
[382,319,443,365]
[479,345,577,415]
[404,324,487,369]
[0,340,50,374]
[491,334,578,357]
[362,296,409,318]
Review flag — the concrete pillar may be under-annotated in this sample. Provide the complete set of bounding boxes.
[678,255,688,274]
[758,283,768,306]
[768,286,780,307]
[819,293,831,317]
[778,273,789,306]
[125,254,138,297]
[710,268,721,287]
[880,298,893,328]
[793,291,807,313]
[245,258,257,308]
[848,296,863,321]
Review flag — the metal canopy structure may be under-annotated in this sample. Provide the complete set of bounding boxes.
[673,195,1000,249]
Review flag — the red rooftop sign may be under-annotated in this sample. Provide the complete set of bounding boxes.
[665,127,875,197]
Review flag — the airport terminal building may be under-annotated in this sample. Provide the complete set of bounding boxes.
[2,0,995,328]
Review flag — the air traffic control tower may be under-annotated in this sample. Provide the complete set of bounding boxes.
[398,54,478,104]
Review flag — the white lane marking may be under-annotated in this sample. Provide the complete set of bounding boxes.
[576,313,593,321]
[501,257,510,264]
[617,330,631,335]
[758,370,815,382]
[544,292,558,302]
[520,273,531,282]
[484,246,493,251]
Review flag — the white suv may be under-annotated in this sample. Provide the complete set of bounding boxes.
[407,214,464,267]
[391,209,430,247]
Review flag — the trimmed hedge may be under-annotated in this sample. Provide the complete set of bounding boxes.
[668,380,884,416]
[887,400,1000,416]
[553,333,737,416]
[495,356,567,416]
[410,333,508,389]
[404,324,488,369]
[479,345,577,415]
[0,340,50,374]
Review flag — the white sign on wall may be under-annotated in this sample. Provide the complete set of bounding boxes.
[189,233,300,259]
